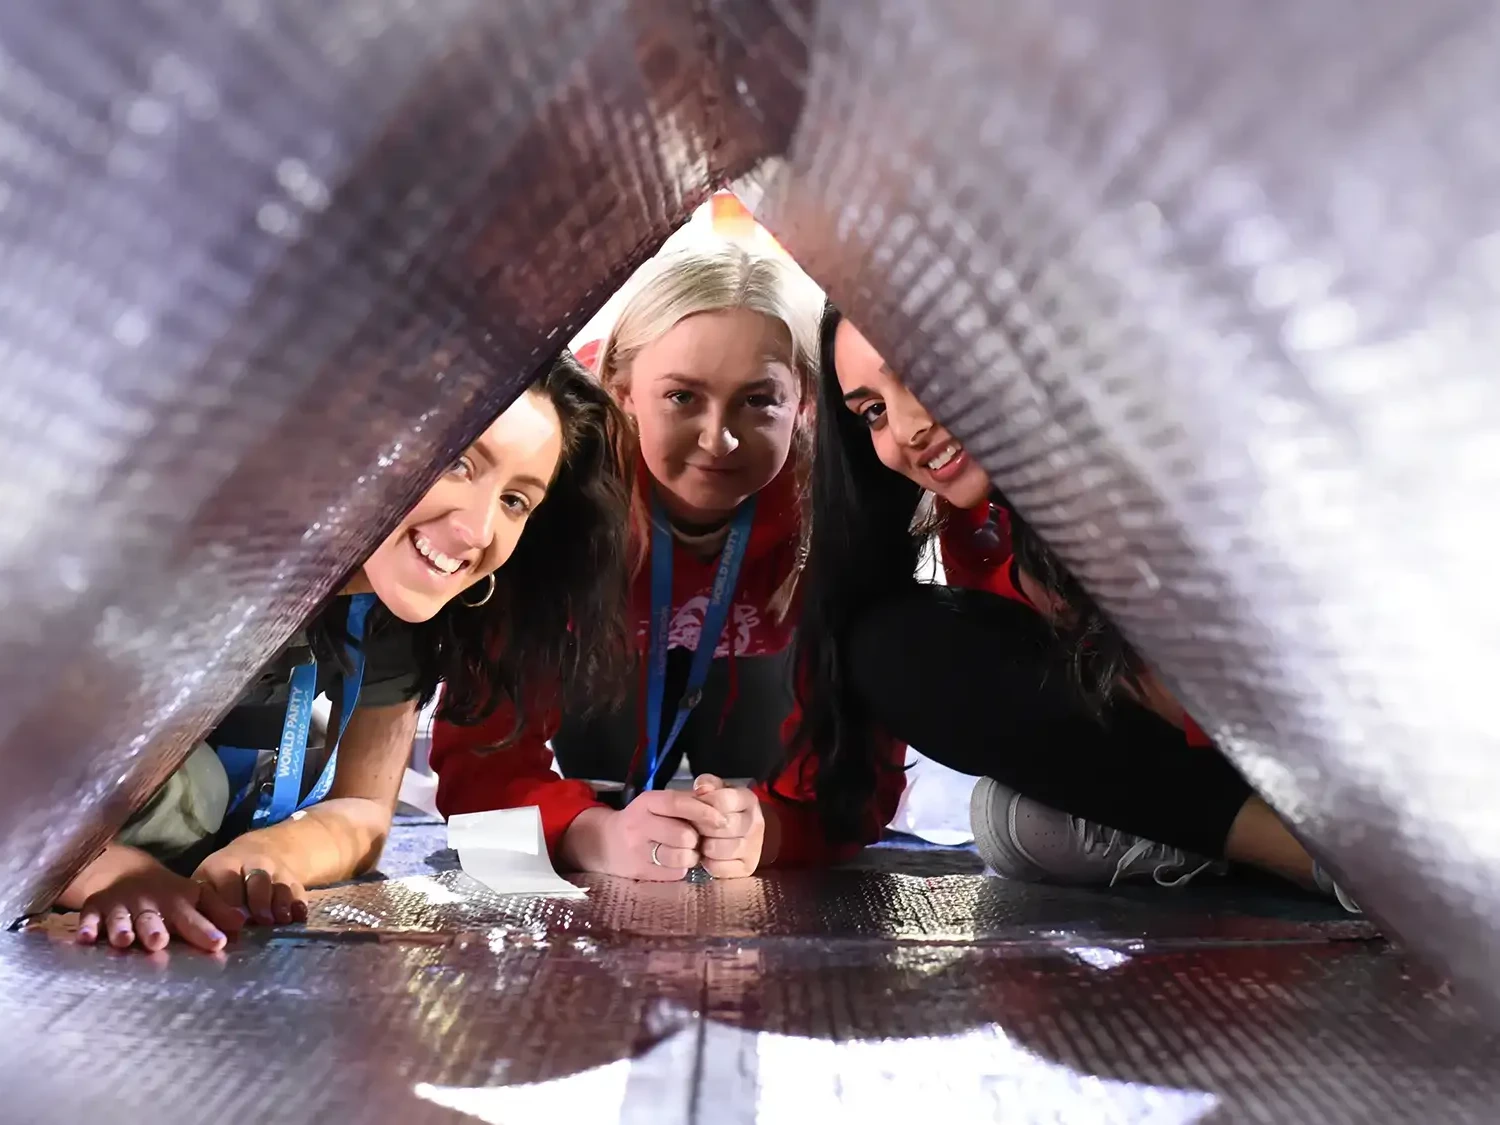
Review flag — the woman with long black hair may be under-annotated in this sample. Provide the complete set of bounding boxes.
[60,352,635,952]
[795,305,1355,907]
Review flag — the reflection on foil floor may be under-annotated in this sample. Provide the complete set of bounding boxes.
[3,834,1496,1124]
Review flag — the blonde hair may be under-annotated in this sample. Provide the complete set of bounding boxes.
[597,240,818,396]
[597,239,819,619]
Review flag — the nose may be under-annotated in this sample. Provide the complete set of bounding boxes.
[886,385,935,449]
[447,485,497,553]
[698,405,740,458]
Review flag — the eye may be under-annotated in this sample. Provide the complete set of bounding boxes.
[857,401,887,427]
[746,392,783,410]
[665,389,694,407]
[447,455,477,481]
[500,492,533,516]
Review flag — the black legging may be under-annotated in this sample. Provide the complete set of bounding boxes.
[844,586,1253,858]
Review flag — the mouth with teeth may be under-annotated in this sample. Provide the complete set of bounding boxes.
[920,439,969,483]
[408,529,470,578]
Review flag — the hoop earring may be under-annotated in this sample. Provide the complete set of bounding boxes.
[459,572,496,608]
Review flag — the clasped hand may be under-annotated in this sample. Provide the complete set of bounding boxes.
[580,774,765,881]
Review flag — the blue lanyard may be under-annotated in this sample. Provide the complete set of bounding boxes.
[252,593,376,827]
[641,496,756,792]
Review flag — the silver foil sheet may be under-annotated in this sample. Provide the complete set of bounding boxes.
[2,0,1499,1022]
[0,0,796,918]
[755,0,1500,1012]
[8,865,1496,1124]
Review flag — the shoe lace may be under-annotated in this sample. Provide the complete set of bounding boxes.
[1070,816,1121,856]
[1072,818,1214,888]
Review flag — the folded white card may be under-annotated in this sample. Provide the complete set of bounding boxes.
[447,806,587,900]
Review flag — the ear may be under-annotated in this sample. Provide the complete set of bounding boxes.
[607,359,635,418]
[795,390,815,435]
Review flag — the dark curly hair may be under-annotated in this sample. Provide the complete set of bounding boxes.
[794,304,1145,843]
[313,350,633,739]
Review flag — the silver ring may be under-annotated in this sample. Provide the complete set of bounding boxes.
[243,868,272,884]
[134,908,164,920]
[650,842,664,867]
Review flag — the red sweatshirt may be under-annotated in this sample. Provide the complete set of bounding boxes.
[938,499,1212,747]
[430,462,906,867]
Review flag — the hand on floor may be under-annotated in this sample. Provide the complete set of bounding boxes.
[76,849,242,954]
[195,845,309,926]
[691,774,765,879]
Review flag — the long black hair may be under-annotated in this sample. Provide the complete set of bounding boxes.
[792,304,924,843]
[313,350,633,738]
[794,304,1145,842]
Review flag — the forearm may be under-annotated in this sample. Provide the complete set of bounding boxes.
[557,806,613,872]
[229,797,394,887]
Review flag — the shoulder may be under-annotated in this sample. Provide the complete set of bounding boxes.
[362,609,419,679]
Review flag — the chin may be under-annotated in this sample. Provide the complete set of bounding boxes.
[937,472,993,512]
[671,478,752,517]
[363,576,442,624]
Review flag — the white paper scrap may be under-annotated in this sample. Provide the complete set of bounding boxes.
[447,806,587,900]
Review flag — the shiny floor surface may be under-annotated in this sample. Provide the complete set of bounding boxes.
[4,825,1496,1125]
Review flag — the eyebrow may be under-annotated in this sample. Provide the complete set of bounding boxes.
[470,430,553,493]
[466,437,498,472]
[841,386,877,403]
[509,473,549,494]
[662,373,785,393]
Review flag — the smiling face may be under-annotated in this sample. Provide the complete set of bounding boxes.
[355,388,564,623]
[833,319,993,510]
[617,307,799,524]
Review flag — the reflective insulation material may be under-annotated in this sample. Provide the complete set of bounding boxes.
[0,0,800,919]
[8,862,1499,1124]
[1,0,1499,1031]
[755,0,1500,1011]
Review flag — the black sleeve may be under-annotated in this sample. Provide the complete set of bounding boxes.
[356,618,421,708]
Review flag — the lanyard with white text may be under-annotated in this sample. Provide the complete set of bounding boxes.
[253,593,376,827]
[641,496,756,793]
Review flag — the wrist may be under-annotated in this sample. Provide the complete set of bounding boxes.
[59,843,160,908]
[557,806,615,872]
[202,829,292,875]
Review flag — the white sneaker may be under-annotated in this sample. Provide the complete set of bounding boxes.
[969,777,1224,887]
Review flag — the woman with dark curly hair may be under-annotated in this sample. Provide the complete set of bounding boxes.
[795,305,1357,909]
[60,351,634,952]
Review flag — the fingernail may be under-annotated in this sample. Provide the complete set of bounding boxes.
[209,930,225,942]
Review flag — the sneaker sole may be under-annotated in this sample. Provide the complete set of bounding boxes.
[969,776,1051,882]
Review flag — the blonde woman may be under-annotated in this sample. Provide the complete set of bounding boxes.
[430,242,883,881]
